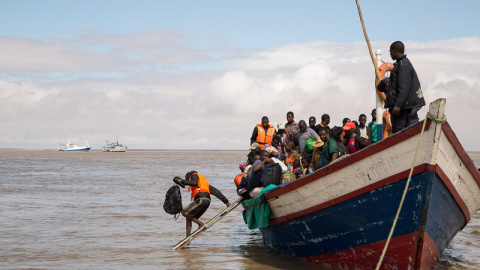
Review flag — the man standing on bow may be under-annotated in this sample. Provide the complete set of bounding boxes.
[377,41,425,134]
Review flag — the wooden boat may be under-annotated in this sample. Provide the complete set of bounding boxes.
[258,99,480,269]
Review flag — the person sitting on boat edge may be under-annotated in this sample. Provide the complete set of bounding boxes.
[237,156,259,197]
[296,120,321,156]
[174,171,231,240]
[376,41,425,134]
[250,116,276,149]
[247,150,274,198]
[265,146,288,173]
[318,127,339,168]
[234,163,247,187]
[246,142,261,166]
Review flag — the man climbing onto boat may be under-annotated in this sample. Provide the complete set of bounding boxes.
[247,150,273,198]
[174,171,231,240]
[377,41,425,133]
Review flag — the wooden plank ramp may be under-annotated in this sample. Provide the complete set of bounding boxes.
[172,197,244,250]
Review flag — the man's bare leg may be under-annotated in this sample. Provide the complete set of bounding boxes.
[182,210,204,245]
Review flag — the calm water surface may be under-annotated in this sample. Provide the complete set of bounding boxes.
[1,150,479,269]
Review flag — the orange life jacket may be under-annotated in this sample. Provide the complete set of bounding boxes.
[285,153,295,173]
[234,173,243,187]
[187,173,210,200]
[256,123,275,147]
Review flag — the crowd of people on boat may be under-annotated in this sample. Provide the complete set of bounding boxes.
[234,41,426,199]
[234,110,378,199]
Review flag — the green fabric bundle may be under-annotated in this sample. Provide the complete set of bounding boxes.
[242,184,277,229]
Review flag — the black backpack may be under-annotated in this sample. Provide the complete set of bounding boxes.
[336,141,349,157]
[260,163,282,187]
[163,185,183,220]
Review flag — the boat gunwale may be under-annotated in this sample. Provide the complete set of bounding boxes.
[264,119,480,227]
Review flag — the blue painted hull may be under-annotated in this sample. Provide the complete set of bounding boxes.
[59,148,91,151]
[259,170,466,269]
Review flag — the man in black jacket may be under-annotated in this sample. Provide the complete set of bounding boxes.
[174,171,231,240]
[377,41,425,133]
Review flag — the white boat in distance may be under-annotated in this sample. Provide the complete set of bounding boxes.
[102,138,127,152]
[58,140,91,151]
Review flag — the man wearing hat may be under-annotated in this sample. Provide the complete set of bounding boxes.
[246,142,260,165]
[343,121,361,154]
[174,171,231,241]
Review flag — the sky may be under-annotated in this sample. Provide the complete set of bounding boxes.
[1,0,480,151]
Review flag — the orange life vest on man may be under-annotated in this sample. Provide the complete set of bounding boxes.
[256,123,275,147]
[187,173,210,201]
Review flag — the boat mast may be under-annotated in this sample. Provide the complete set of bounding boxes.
[355,0,384,140]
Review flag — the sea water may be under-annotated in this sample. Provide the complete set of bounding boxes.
[0,150,479,269]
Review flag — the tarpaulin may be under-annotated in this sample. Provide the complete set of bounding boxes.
[242,184,276,229]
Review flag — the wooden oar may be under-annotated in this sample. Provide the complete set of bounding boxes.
[172,197,244,250]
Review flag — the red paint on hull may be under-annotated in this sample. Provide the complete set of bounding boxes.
[302,232,439,270]
[419,233,439,270]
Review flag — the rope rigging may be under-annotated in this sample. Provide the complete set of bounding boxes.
[375,112,447,270]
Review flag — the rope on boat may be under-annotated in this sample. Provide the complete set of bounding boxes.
[375,112,447,270]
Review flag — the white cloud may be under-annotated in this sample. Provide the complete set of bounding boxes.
[1,34,480,151]
[0,37,124,72]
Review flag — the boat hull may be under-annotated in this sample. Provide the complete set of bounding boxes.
[102,146,126,152]
[260,169,465,269]
[257,99,480,269]
[58,147,91,151]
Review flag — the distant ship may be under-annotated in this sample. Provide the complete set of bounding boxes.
[58,140,91,151]
[102,138,127,152]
